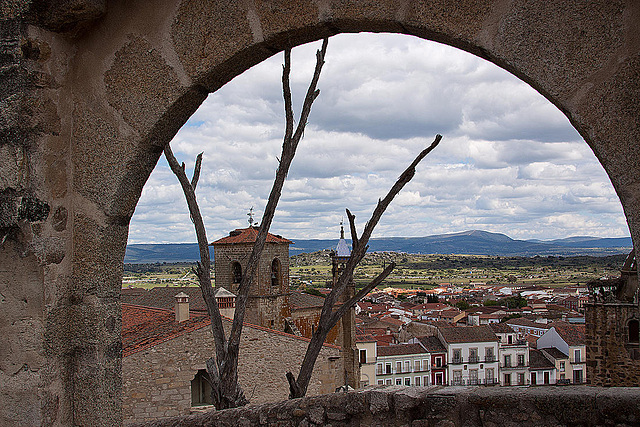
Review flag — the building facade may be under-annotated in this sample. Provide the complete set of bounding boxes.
[438,326,499,386]
[212,227,292,330]
[490,323,529,386]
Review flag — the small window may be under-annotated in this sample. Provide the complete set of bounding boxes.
[385,363,392,374]
[395,378,402,385]
[415,376,421,386]
[377,363,383,375]
[628,319,639,343]
[191,369,213,406]
[232,262,242,284]
[404,377,411,386]
[377,380,384,385]
[271,258,281,287]
[359,349,367,364]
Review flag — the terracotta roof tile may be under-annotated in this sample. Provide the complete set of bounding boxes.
[438,325,498,344]
[529,348,555,370]
[289,291,326,309]
[416,336,446,353]
[128,286,208,312]
[211,227,292,245]
[377,343,427,357]
[552,322,586,346]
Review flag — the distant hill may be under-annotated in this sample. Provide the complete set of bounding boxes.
[125,230,632,263]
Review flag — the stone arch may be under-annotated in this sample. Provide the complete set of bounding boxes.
[231,261,243,285]
[3,1,640,425]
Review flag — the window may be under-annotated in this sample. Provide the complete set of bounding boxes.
[504,354,511,368]
[453,349,462,364]
[518,373,525,385]
[191,369,213,406]
[453,370,462,386]
[485,347,495,362]
[469,348,479,363]
[629,319,640,343]
[423,359,429,370]
[404,377,411,386]
[385,363,392,374]
[359,349,367,364]
[531,372,537,385]
[486,368,494,384]
[435,357,442,367]
[386,379,392,385]
[414,360,421,372]
[424,375,430,386]
[574,349,581,363]
[517,354,525,366]
[396,361,402,374]
[507,335,513,344]
[377,380,384,385]
[469,369,478,385]
[573,369,583,384]
[396,378,402,385]
[271,258,281,287]
[404,360,410,372]
[435,373,443,385]
[543,372,550,384]
[560,361,565,372]
[232,262,242,284]
[504,373,511,386]
[377,363,383,375]
[415,376,421,386]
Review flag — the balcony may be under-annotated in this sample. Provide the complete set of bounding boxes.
[451,358,463,365]
[484,356,496,363]
[468,356,480,364]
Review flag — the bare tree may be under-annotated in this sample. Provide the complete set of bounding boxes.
[164,38,329,409]
[287,134,442,399]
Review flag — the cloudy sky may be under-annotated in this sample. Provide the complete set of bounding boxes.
[128,33,629,244]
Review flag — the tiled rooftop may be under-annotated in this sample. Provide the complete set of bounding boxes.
[128,286,208,312]
[122,304,211,357]
[529,348,555,370]
[416,336,446,353]
[552,322,586,346]
[289,291,326,309]
[377,343,427,357]
[211,227,292,245]
[438,325,498,344]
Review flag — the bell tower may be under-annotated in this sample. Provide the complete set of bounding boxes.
[331,221,360,389]
[211,211,292,330]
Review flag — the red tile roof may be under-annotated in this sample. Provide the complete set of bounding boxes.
[377,343,427,357]
[438,325,498,344]
[211,227,292,245]
[552,322,586,346]
[122,304,211,357]
[122,303,339,357]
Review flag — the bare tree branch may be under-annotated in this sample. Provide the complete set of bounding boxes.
[287,134,442,398]
[165,38,329,409]
[163,145,226,364]
[191,152,203,189]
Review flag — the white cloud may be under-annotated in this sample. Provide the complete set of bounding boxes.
[127,33,628,244]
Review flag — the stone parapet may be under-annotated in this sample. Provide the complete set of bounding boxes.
[132,386,640,427]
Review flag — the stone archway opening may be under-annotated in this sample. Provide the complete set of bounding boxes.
[4,2,639,425]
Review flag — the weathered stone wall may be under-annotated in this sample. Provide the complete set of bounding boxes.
[132,386,640,427]
[123,319,340,424]
[586,302,640,386]
[2,0,640,424]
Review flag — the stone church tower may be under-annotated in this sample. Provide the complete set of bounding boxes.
[331,222,360,389]
[211,226,292,330]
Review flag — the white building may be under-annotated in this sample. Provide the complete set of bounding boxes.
[375,343,430,386]
[438,326,499,386]
[537,322,587,384]
[490,323,529,386]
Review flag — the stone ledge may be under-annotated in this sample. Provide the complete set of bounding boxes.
[131,386,640,426]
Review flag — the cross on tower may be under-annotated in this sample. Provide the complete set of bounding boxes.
[247,207,255,226]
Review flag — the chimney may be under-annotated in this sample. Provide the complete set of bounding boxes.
[174,292,189,322]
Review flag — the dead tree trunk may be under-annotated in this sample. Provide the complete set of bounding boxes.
[165,38,329,409]
[287,134,442,399]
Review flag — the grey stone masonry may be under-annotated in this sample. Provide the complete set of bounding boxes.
[131,386,640,427]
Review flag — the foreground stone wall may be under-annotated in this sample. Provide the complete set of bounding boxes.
[132,386,640,427]
[586,303,640,386]
[123,320,340,424]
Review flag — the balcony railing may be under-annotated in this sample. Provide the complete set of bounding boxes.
[451,357,463,364]
[448,378,499,386]
[469,356,480,364]
[485,355,496,362]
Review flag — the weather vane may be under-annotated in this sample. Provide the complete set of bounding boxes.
[247,207,255,227]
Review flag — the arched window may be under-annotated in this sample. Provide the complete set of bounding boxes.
[232,262,242,284]
[629,319,639,344]
[191,369,213,406]
[271,258,281,287]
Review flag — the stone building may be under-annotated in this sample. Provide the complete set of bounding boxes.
[122,299,340,424]
[586,252,640,386]
[212,227,292,330]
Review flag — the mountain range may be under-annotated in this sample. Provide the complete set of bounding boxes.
[124,230,632,263]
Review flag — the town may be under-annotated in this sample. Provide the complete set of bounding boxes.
[118,226,621,423]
